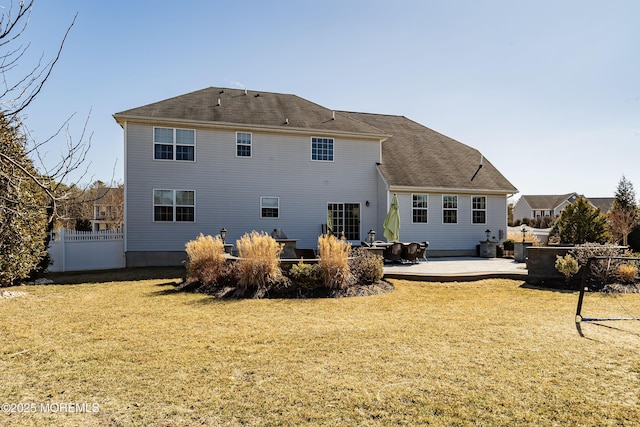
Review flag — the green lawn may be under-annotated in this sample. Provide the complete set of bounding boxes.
[1,268,639,426]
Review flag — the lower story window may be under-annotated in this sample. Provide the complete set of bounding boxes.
[412,194,428,223]
[154,189,195,222]
[472,196,486,224]
[261,196,279,218]
[443,195,458,224]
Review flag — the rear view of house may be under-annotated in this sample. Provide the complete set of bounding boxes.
[114,87,517,266]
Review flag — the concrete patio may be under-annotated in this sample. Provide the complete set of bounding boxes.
[383,257,528,282]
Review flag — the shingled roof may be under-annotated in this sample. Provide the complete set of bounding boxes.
[587,197,615,213]
[114,87,517,194]
[340,111,517,193]
[114,87,387,138]
[520,193,579,210]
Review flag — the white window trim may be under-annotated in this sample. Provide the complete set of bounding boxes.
[471,195,487,224]
[310,136,335,162]
[153,189,196,222]
[236,132,252,158]
[153,127,196,162]
[411,193,429,224]
[442,194,458,224]
[260,196,280,219]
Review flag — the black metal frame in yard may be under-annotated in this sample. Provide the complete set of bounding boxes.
[576,256,640,322]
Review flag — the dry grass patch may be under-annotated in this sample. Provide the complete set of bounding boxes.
[1,274,639,426]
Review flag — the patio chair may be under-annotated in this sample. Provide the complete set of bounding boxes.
[401,242,420,263]
[383,242,403,263]
[416,241,429,262]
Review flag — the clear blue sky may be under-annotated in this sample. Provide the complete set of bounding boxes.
[18,0,640,201]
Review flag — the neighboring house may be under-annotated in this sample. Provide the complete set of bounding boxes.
[513,193,614,223]
[113,87,517,267]
[90,187,124,232]
[513,193,579,222]
[587,197,615,214]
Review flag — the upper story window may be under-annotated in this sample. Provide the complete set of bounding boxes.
[261,196,279,218]
[412,194,428,223]
[236,132,252,157]
[154,127,195,161]
[443,195,458,224]
[153,189,195,222]
[472,196,486,224]
[311,137,334,161]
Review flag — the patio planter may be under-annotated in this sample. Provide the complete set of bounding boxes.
[514,242,533,263]
[479,240,497,258]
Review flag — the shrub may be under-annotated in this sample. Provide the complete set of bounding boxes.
[317,233,352,289]
[541,216,555,228]
[503,239,514,251]
[185,233,226,285]
[549,196,610,244]
[289,261,322,289]
[617,264,638,283]
[555,254,579,281]
[349,247,383,285]
[214,262,241,288]
[236,231,283,294]
[569,243,633,289]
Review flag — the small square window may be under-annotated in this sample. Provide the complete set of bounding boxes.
[311,137,334,161]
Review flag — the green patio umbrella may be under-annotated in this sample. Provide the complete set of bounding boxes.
[383,193,400,242]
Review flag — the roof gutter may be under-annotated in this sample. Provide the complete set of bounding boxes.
[387,184,518,195]
[112,114,391,141]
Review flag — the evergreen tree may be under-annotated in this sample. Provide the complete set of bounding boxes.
[609,175,639,246]
[0,114,49,286]
[549,196,610,244]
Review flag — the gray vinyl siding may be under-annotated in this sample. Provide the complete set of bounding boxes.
[125,123,381,252]
[513,198,532,222]
[380,192,509,251]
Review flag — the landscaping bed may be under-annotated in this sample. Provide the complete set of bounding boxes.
[176,276,394,299]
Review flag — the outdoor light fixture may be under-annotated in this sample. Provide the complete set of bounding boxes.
[485,229,491,241]
[220,227,227,244]
[368,229,376,243]
[521,225,526,243]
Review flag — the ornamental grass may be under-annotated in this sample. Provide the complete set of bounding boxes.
[184,233,226,285]
[317,233,351,289]
[618,263,639,283]
[236,231,283,292]
[506,230,541,245]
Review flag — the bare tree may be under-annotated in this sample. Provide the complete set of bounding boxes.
[0,1,94,285]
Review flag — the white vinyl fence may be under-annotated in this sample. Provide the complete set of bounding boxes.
[47,229,125,272]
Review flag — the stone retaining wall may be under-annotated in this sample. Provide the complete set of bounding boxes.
[526,246,573,285]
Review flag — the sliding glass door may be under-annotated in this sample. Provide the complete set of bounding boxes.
[327,203,360,241]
